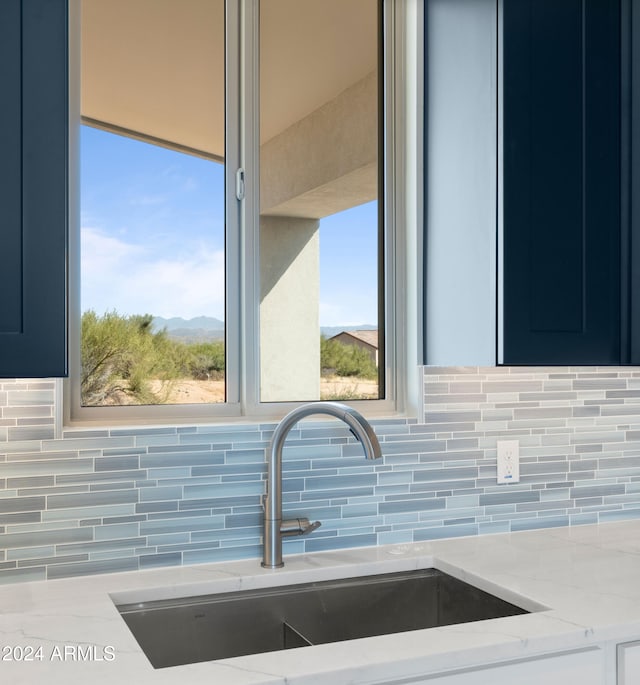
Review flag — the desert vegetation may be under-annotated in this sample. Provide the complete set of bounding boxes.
[81,310,224,405]
[81,311,378,406]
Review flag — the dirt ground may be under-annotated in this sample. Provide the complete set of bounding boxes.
[149,376,378,404]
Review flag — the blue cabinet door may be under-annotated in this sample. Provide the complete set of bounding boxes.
[0,0,68,377]
[502,0,621,364]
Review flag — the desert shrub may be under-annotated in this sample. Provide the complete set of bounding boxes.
[320,337,378,379]
[182,341,225,380]
[81,310,179,405]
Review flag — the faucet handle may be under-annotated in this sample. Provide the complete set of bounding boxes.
[302,520,322,536]
[280,517,322,538]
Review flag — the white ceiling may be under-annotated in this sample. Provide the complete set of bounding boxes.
[81,0,378,159]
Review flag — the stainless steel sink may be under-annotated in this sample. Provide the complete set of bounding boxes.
[116,568,530,668]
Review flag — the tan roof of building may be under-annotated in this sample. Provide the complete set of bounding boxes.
[331,329,378,349]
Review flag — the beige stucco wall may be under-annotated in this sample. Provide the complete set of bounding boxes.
[260,216,320,401]
[260,70,378,220]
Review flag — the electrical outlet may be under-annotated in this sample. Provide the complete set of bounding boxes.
[496,440,520,484]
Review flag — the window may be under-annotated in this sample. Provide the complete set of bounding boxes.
[66,0,421,423]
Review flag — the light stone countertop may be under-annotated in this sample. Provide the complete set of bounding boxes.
[2,520,640,684]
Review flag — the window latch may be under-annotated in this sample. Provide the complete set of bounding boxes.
[235,168,245,201]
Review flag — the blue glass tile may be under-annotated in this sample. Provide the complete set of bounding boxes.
[0,567,46,584]
[147,509,213,520]
[18,554,89,568]
[478,521,511,534]
[136,501,178,514]
[181,431,262,445]
[112,427,177,437]
[4,405,52,418]
[103,515,145,524]
[0,526,93,549]
[599,508,640,522]
[156,541,220,554]
[6,476,53,489]
[192,463,265,477]
[8,545,55,560]
[47,557,139,579]
[0,496,45,513]
[424,410,482,424]
[376,530,413,545]
[139,486,183,502]
[179,495,259,511]
[135,435,181,448]
[101,448,147,457]
[140,515,224,535]
[142,533,187,548]
[510,516,569,532]
[184,481,263,499]
[599,456,640,470]
[304,474,377,491]
[56,536,146,554]
[43,503,136,522]
[323,515,383,531]
[304,533,376,553]
[0,512,41,525]
[218,513,261,529]
[147,467,191,480]
[8,426,54,441]
[221,449,267,464]
[540,488,571,502]
[7,390,53,406]
[412,480,477,493]
[90,483,136,494]
[282,478,304,493]
[89,549,136,561]
[379,498,446,514]
[0,459,94,477]
[95,522,140,541]
[141,452,225,468]
[282,505,341,521]
[191,528,259,543]
[479,491,540,506]
[44,437,135,452]
[570,484,625,499]
[341,502,379,518]
[301,487,375,500]
[148,443,210,453]
[139,552,182,569]
[184,544,261,564]
[414,524,478,541]
[47,490,139,510]
[95,456,140,471]
[569,513,598,525]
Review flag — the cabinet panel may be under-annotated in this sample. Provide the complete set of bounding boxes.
[502,0,621,364]
[0,0,68,377]
[401,647,603,685]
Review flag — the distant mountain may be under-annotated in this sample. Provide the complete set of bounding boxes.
[320,324,377,338]
[152,317,376,343]
[154,316,225,331]
[152,316,225,342]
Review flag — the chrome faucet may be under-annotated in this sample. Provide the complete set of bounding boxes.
[262,401,383,569]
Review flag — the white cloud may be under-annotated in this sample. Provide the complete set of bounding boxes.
[81,227,225,320]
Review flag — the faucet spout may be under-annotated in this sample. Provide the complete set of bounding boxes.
[262,402,382,569]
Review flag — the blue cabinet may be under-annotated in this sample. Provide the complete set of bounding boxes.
[502,0,622,364]
[0,0,68,377]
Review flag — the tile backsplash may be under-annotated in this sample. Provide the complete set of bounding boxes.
[1,367,640,584]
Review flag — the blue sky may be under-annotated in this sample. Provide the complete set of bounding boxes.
[80,126,378,327]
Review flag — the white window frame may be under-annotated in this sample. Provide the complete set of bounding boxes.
[64,0,423,426]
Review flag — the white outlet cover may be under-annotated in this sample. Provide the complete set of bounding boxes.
[497,439,520,484]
